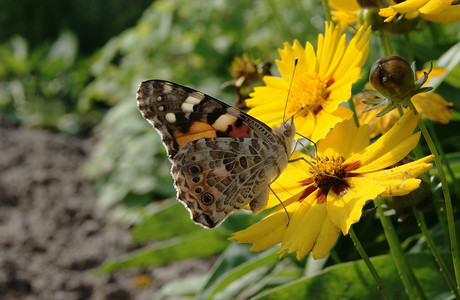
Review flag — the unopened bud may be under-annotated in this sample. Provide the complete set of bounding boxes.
[369,55,414,102]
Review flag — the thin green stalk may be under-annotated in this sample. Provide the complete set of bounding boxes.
[379,30,392,57]
[375,197,426,299]
[425,120,457,184]
[322,0,332,22]
[349,227,392,299]
[408,101,460,292]
[413,208,460,299]
[404,34,414,62]
[348,98,360,127]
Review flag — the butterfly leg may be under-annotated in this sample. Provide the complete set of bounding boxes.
[268,173,290,226]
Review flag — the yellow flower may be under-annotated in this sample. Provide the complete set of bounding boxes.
[355,68,453,138]
[246,22,371,142]
[230,111,433,260]
[330,0,360,28]
[379,0,460,23]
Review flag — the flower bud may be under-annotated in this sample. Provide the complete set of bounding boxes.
[369,55,414,101]
[228,54,271,109]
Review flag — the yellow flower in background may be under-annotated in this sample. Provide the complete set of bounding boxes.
[379,0,460,23]
[246,22,371,142]
[230,111,433,260]
[355,68,453,138]
[329,0,360,28]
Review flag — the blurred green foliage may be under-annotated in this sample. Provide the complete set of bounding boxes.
[0,32,100,134]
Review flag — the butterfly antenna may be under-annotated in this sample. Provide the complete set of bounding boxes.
[282,57,298,123]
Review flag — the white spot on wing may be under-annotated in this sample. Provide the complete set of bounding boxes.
[157,96,162,101]
[181,102,194,113]
[163,84,173,93]
[185,94,204,104]
[158,105,164,111]
[165,113,176,123]
[213,113,237,131]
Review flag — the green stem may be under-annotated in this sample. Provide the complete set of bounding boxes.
[349,227,392,299]
[322,0,332,22]
[408,101,460,292]
[413,208,460,299]
[348,98,360,127]
[375,197,426,299]
[425,120,457,184]
[379,30,392,57]
[404,34,414,62]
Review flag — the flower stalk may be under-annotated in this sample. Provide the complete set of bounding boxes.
[349,227,392,299]
[374,197,426,299]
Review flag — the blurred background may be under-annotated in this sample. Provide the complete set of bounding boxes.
[0,0,459,299]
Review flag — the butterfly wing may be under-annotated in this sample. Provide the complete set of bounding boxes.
[136,80,290,228]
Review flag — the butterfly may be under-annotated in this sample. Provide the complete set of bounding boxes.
[136,80,296,228]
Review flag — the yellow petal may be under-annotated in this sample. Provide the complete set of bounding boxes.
[327,177,384,234]
[229,202,299,251]
[310,106,353,142]
[281,191,326,260]
[346,110,420,171]
[378,178,422,197]
[357,132,421,172]
[318,118,370,159]
[329,0,360,12]
[379,0,430,17]
[311,217,341,260]
[418,0,453,15]
[412,93,453,124]
[420,4,460,23]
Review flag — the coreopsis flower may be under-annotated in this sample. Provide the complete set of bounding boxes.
[246,22,371,142]
[355,67,453,137]
[230,110,433,260]
[379,0,460,24]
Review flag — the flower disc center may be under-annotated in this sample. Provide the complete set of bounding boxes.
[310,155,349,200]
[288,73,327,115]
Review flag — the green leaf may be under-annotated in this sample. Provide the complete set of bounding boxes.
[199,243,279,299]
[253,253,455,300]
[131,201,201,242]
[99,229,230,272]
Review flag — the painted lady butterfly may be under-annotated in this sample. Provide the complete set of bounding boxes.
[136,80,295,228]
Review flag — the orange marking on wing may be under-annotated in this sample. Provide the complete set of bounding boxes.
[175,122,217,149]
[229,123,251,138]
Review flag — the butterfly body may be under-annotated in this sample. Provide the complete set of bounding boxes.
[136,80,295,228]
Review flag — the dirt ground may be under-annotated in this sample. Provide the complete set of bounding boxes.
[0,118,215,300]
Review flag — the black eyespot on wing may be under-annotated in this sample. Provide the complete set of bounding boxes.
[202,193,214,205]
[189,165,202,174]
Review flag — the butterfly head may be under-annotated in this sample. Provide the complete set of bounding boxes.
[273,116,296,154]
